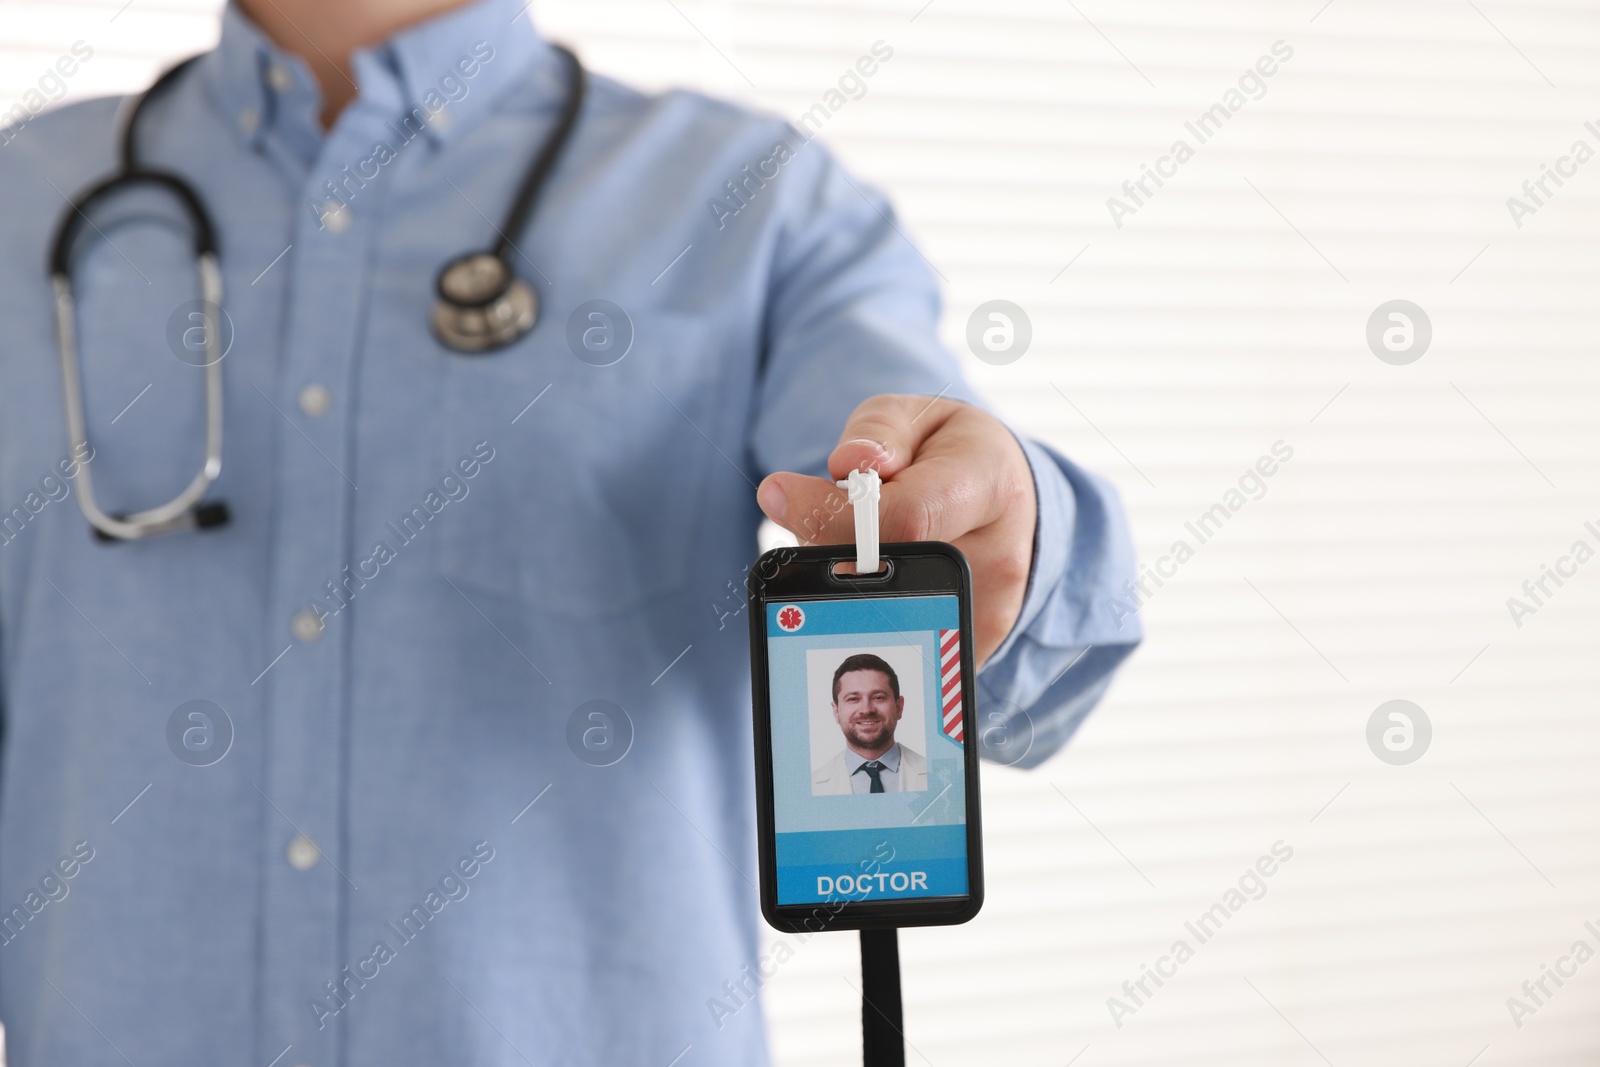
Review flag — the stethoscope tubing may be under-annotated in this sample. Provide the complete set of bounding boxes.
[52,254,225,540]
[494,45,585,267]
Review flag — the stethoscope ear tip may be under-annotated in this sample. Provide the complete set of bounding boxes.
[89,500,231,543]
[194,501,230,529]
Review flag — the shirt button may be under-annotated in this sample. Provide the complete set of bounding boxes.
[286,835,321,871]
[430,107,452,133]
[321,202,351,234]
[239,107,259,134]
[298,384,332,418]
[291,609,323,643]
[267,63,293,93]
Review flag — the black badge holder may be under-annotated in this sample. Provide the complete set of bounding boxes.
[747,469,985,1067]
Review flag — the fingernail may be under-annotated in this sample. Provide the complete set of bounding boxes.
[844,438,892,471]
[757,480,786,521]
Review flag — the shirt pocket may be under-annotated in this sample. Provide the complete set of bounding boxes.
[436,309,722,618]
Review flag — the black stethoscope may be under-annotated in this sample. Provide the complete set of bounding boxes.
[49,44,586,541]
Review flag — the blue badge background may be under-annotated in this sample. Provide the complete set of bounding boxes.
[765,596,969,903]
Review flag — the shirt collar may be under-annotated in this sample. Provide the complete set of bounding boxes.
[201,5,318,158]
[848,743,901,774]
[376,0,553,146]
[201,0,557,157]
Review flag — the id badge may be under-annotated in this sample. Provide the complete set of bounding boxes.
[747,541,984,932]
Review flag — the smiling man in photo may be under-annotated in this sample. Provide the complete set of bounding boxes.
[813,653,928,795]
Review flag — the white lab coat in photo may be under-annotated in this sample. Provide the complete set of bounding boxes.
[812,743,928,795]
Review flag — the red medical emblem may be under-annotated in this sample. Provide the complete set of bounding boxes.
[777,605,805,632]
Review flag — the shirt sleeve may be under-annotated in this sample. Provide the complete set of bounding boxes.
[745,135,1142,770]
[971,432,1143,768]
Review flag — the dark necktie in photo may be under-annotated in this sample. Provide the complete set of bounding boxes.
[856,760,886,793]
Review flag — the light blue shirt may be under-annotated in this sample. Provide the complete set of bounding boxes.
[0,2,1141,1064]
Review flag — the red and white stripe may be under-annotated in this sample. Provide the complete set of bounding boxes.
[939,629,963,743]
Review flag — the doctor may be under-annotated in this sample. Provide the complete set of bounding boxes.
[812,653,927,796]
[0,0,1140,1063]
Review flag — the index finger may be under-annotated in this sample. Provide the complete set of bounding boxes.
[827,394,961,482]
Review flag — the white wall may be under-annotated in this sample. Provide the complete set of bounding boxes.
[6,1,1600,1064]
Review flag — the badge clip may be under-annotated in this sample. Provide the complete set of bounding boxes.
[835,468,881,574]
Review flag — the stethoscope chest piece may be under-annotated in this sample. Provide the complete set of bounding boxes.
[432,252,537,354]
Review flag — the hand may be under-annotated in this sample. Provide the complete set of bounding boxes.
[756,395,1038,670]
